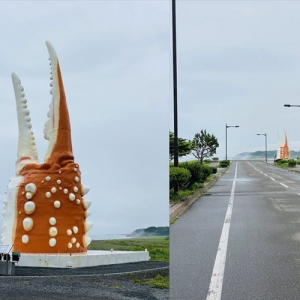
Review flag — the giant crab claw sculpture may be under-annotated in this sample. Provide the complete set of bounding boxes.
[1,41,93,253]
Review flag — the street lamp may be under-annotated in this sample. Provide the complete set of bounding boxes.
[225,124,239,160]
[172,0,178,168]
[284,104,300,107]
[257,133,267,162]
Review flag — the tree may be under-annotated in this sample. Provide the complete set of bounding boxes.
[169,131,192,161]
[192,130,219,164]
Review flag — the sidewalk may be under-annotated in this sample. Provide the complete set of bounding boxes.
[170,166,227,221]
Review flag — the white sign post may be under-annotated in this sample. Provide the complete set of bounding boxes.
[0,244,13,275]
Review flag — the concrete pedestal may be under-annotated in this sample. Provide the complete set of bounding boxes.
[16,250,150,268]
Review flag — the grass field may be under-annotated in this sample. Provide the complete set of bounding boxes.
[88,236,169,262]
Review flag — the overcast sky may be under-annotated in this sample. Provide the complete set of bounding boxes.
[170,1,300,160]
[0,1,169,238]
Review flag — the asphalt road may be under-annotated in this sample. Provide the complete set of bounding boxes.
[0,261,169,300]
[171,161,300,300]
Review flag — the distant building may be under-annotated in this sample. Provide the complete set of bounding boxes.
[277,131,290,159]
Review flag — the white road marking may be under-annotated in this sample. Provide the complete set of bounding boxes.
[280,183,288,188]
[206,163,238,300]
[270,177,275,181]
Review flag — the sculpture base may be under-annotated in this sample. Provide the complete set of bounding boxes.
[16,250,150,268]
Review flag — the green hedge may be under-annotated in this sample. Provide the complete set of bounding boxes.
[219,160,230,168]
[288,159,296,167]
[169,167,191,190]
[178,160,215,183]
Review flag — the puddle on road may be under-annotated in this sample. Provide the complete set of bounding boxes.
[235,178,257,182]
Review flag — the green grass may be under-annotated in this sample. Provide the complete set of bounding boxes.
[205,174,215,181]
[132,274,169,289]
[88,236,169,262]
[169,182,204,202]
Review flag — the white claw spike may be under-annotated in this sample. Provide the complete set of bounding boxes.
[82,198,92,210]
[1,211,5,217]
[83,235,91,247]
[84,221,93,233]
[12,73,39,175]
[81,184,90,196]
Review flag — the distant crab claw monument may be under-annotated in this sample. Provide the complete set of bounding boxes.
[1,41,93,254]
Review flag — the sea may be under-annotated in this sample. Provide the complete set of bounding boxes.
[93,234,130,240]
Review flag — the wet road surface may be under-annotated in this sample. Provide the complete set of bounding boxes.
[171,161,300,300]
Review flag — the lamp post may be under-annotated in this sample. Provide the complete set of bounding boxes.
[257,133,267,162]
[284,104,300,107]
[172,0,178,168]
[225,124,239,160]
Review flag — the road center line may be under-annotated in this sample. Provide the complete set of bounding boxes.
[280,183,288,188]
[206,162,238,300]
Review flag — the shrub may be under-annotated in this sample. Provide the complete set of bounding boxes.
[275,159,283,164]
[212,157,219,161]
[169,167,191,190]
[179,160,203,183]
[201,164,213,179]
[180,160,217,183]
[219,160,230,168]
[211,167,217,174]
[203,159,211,164]
[288,159,296,167]
[296,160,300,165]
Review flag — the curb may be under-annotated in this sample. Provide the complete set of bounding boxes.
[170,167,228,222]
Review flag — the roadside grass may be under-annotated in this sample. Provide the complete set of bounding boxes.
[132,274,169,289]
[205,174,215,182]
[89,236,169,262]
[169,182,204,202]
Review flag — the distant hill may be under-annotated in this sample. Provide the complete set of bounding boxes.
[234,150,300,160]
[127,226,169,238]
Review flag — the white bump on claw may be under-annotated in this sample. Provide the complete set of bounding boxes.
[22,235,29,244]
[73,226,78,234]
[71,237,76,243]
[57,180,61,185]
[68,242,72,249]
[26,192,33,200]
[67,229,72,236]
[49,217,56,225]
[75,242,80,248]
[63,189,68,194]
[74,176,80,183]
[49,227,58,237]
[73,186,78,193]
[54,200,61,208]
[24,201,35,214]
[46,176,51,182]
[76,199,81,205]
[25,183,37,194]
[45,192,51,198]
[23,217,33,231]
[49,238,56,247]
[69,193,75,201]
[51,187,57,193]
